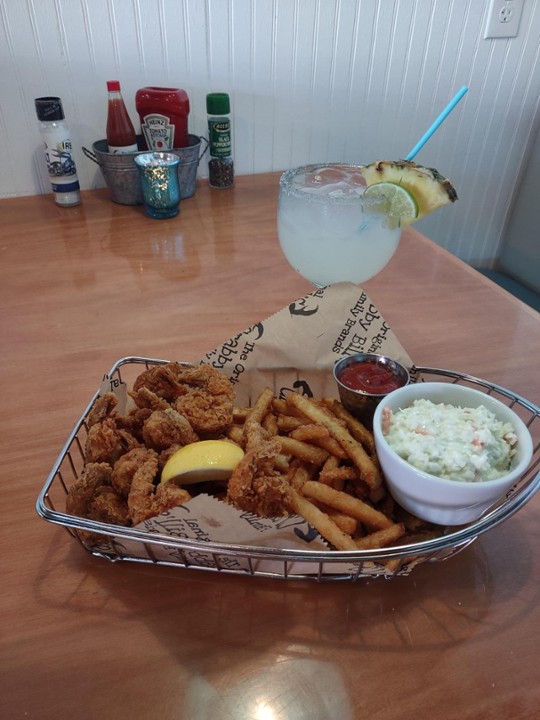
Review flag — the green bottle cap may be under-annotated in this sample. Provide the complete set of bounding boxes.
[206,93,230,115]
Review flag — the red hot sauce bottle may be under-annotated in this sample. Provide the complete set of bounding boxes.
[135,87,190,150]
[106,81,138,153]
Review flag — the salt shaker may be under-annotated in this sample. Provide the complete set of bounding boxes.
[34,96,81,207]
[206,93,234,188]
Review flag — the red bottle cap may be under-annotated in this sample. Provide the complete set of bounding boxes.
[107,81,121,92]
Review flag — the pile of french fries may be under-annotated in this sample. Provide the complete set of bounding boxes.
[227,388,442,554]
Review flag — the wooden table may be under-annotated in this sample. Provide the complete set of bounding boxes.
[2,174,539,720]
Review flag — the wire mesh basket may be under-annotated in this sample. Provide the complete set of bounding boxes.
[36,357,540,581]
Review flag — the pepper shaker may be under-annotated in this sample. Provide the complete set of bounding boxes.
[206,93,234,189]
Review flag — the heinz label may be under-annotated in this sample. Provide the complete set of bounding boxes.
[140,113,175,150]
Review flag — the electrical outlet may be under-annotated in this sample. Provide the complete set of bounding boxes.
[484,0,524,38]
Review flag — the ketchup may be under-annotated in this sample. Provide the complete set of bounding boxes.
[338,360,404,395]
[106,81,138,153]
[135,87,190,150]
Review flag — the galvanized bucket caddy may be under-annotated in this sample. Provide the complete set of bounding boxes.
[83,134,208,205]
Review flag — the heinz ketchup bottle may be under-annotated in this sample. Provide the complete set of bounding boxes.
[106,81,138,154]
[135,87,190,150]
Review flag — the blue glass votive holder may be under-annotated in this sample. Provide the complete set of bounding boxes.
[134,152,181,219]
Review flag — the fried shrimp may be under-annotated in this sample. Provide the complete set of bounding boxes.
[66,462,129,543]
[67,364,239,535]
[142,408,199,451]
[129,386,171,411]
[112,447,159,498]
[66,462,113,519]
[88,487,130,526]
[226,438,290,517]
[174,364,235,435]
[85,417,140,464]
[86,392,118,428]
[131,362,235,435]
[131,362,189,402]
[127,451,191,525]
[153,483,192,518]
[114,407,153,442]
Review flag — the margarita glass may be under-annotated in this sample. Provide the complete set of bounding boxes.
[277,163,402,286]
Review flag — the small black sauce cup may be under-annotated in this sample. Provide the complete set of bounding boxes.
[333,353,410,428]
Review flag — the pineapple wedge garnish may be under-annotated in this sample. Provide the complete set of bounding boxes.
[362,160,457,221]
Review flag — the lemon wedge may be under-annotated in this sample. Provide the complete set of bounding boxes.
[161,440,244,486]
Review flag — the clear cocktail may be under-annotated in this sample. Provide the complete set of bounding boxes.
[277,163,402,286]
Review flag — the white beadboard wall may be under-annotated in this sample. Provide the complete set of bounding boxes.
[1,0,539,266]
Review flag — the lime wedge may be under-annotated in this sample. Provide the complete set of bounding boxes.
[363,182,419,227]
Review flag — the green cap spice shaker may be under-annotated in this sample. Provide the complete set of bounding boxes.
[206,92,234,189]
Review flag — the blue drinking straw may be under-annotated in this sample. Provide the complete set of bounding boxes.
[405,86,468,161]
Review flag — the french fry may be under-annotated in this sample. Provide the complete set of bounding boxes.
[376,492,395,519]
[369,483,387,504]
[226,424,245,446]
[271,398,289,415]
[278,436,329,466]
[380,557,403,574]
[274,453,290,473]
[262,412,279,436]
[330,513,358,536]
[321,454,339,472]
[318,455,339,485]
[286,487,358,551]
[326,399,384,487]
[288,461,314,490]
[290,424,348,459]
[232,406,250,422]
[314,503,358,535]
[286,393,381,489]
[301,480,393,530]
[243,387,274,447]
[355,523,405,550]
[394,507,432,533]
[277,414,310,432]
[290,424,328,441]
[316,436,349,459]
[323,398,376,455]
[246,387,274,425]
[319,466,358,485]
[398,529,443,544]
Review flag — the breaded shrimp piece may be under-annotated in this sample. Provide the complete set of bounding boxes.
[129,386,171,411]
[127,452,191,525]
[132,362,188,402]
[158,444,183,472]
[127,451,160,525]
[132,362,235,435]
[114,407,153,442]
[88,486,130,526]
[226,438,290,517]
[142,408,199,451]
[86,393,118,428]
[66,462,113,518]
[152,482,192,518]
[112,447,159,498]
[85,418,139,464]
[174,364,235,435]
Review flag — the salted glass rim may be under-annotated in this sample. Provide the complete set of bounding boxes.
[278,162,386,210]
